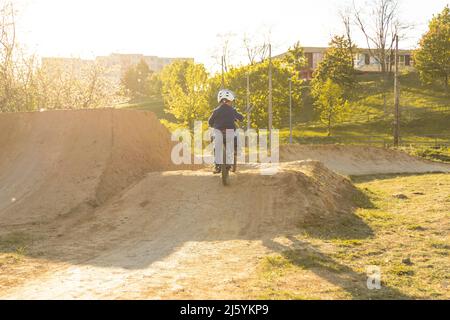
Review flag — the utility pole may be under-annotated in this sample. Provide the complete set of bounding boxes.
[221,56,225,88]
[393,34,400,147]
[289,77,293,144]
[246,72,250,131]
[268,43,273,144]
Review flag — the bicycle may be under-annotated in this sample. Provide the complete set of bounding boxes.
[215,129,238,186]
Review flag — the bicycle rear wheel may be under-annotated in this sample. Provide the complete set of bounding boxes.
[232,145,237,173]
[221,144,229,185]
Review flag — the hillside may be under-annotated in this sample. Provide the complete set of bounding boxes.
[116,96,174,121]
[283,72,450,142]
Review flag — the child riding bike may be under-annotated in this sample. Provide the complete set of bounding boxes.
[208,89,244,174]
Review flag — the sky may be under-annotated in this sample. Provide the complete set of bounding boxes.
[13,0,450,71]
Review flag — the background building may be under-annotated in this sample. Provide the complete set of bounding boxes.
[278,47,414,80]
[95,53,193,73]
[41,54,194,86]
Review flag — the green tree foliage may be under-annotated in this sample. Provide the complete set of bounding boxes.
[120,59,154,98]
[207,61,298,129]
[310,35,353,133]
[158,43,305,129]
[207,44,306,129]
[414,6,450,89]
[160,60,210,127]
[282,41,307,81]
[312,79,349,136]
[0,1,40,112]
[311,35,356,96]
[147,73,162,97]
[282,42,308,121]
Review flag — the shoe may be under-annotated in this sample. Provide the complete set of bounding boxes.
[213,165,221,174]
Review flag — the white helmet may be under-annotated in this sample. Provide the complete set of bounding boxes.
[217,89,236,103]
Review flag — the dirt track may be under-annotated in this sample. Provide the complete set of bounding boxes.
[281,144,450,176]
[0,109,448,299]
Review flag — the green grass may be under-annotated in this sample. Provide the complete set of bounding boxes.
[281,72,450,148]
[0,232,31,251]
[115,96,174,121]
[251,173,450,299]
[279,113,450,147]
[400,146,450,163]
[0,232,33,268]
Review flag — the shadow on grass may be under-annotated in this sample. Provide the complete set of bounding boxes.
[297,187,376,241]
[299,214,374,241]
[263,236,411,300]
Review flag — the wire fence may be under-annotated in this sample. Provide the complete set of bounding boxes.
[292,134,450,149]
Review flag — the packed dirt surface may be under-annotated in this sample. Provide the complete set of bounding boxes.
[0,109,176,227]
[1,160,359,299]
[281,144,450,176]
[0,109,448,299]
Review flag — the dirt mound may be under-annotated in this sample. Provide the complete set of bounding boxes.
[92,161,360,239]
[0,109,175,226]
[0,161,364,299]
[280,144,450,176]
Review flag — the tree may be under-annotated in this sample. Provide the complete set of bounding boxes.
[354,0,410,74]
[160,60,210,127]
[282,41,307,80]
[339,6,355,68]
[79,63,113,109]
[120,59,153,98]
[311,36,352,135]
[311,35,356,96]
[0,0,119,113]
[281,42,307,122]
[213,32,237,75]
[0,0,17,111]
[35,59,119,110]
[135,59,152,95]
[353,0,414,114]
[0,2,45,112]
[16,53,38,111]
[147,72,162,97]
[312,79,348,136]
[242,33,270,65]
[414,6,450,90]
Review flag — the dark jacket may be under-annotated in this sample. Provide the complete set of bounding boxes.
[208,104,244,130]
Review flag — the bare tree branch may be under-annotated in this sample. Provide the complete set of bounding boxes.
[339,5,356,67]
[353,0,412,74]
